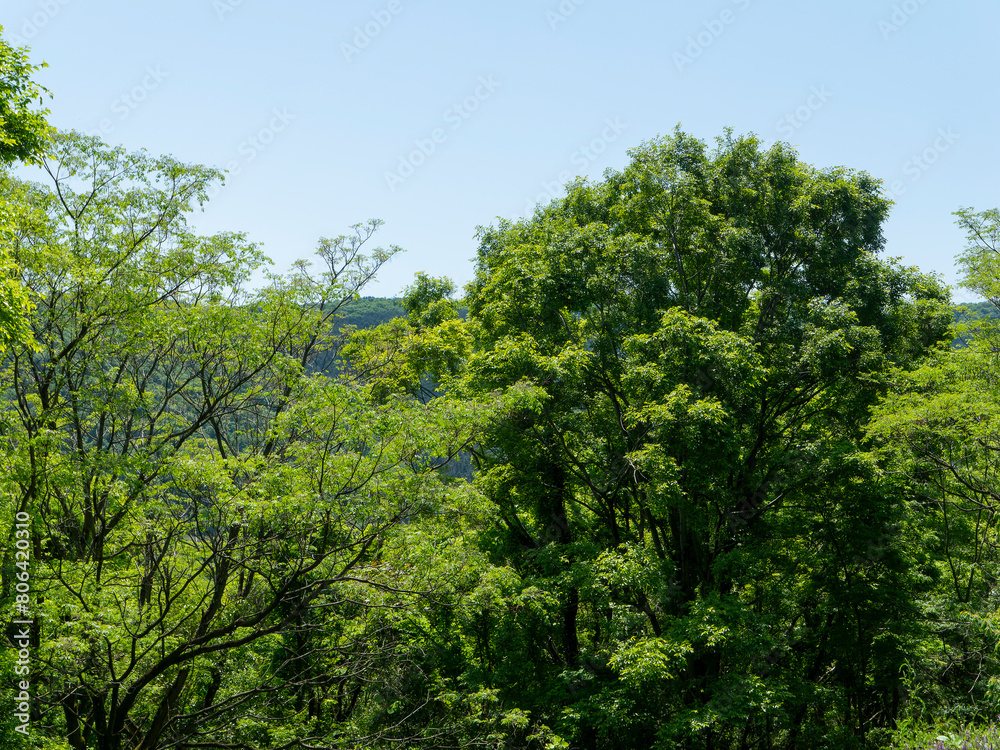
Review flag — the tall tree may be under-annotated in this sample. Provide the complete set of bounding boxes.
[0,132,500,749]
[460,129,952,749]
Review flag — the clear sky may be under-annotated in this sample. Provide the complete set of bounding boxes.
[1,0,995,301]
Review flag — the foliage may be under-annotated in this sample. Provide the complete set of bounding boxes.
[868,207,1000,739]
[457,127,952,749]
[955,208,1000,310]
[0,24,51,353]
[0,26,50,165]
[403,272,458,328]
[0,133,507,750]
[343,273,471,405]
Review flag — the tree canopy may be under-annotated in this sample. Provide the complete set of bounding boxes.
[457,128,952,748]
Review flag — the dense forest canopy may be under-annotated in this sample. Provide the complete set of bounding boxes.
[5,27,1000,750]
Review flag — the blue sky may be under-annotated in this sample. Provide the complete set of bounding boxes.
[1,0,995,301]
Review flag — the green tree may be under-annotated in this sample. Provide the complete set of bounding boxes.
[954,207,1000,310]
[868,206,1000,729]
[343,273,470,404]
[459,128,951,749]
[0,25,51,353]
[402,272,458,328]
[0,132,503,749]
[0,26,49,165]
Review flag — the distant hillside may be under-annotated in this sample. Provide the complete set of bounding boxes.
[336,297,406,331]
[955,300,1000,322]
[338,298,1000,330]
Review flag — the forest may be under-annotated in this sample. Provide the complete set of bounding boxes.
[4,27,1000,750]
